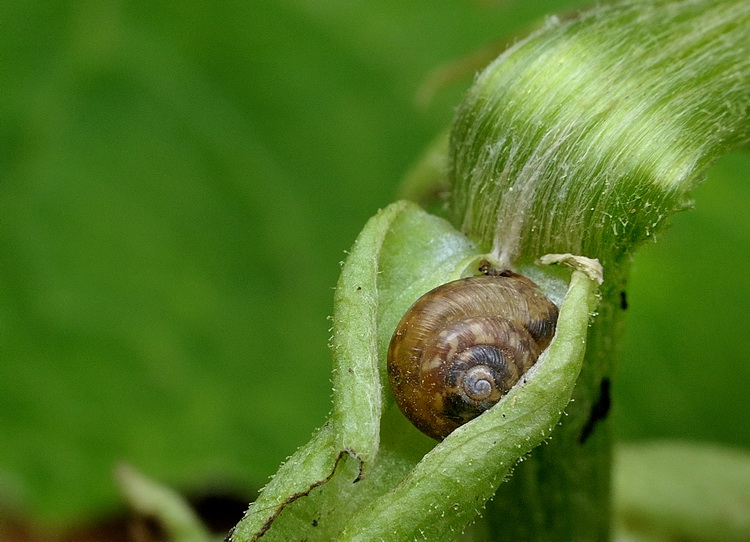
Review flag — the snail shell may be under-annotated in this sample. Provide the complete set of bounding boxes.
[387,272,559,440]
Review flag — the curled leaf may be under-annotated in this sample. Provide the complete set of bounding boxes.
[231,202,481,540]
[337,263,601,541]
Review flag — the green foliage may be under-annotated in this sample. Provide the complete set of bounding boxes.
[1,0,749,538]
[3,0,584,525]
[615,442,750,542]
[450,0,750,267]
[231,201,601,541]
[116,465,213,542]
[617,151,750,446]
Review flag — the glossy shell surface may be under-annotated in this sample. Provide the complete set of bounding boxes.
[387,274,558,440]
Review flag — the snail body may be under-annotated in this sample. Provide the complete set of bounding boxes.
[387,272,559,440]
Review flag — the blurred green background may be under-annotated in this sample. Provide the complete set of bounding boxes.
[1,0,748,531]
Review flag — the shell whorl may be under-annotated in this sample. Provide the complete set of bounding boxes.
[387,273,558,440]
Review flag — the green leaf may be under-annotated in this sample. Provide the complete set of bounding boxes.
[2,0,590,526]
[337,258,601,541]
[614,442,750,542]
[230,201,479,540]
[450,0,750,267]
[616,151,750,447]
[116,464,213,542]
[3,1,749,535]
[232,197,602,540]
[230,202,410,541]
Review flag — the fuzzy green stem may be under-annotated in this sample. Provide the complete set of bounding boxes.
[447,1,749,540]
[471,276,626,540]
[450,0,750,269]
[231,2,750,540]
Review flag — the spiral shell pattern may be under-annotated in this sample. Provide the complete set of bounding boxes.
[387,273,558,440]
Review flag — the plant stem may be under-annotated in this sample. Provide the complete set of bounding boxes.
[447,1,750,539]
[450,0,750,269]
[231,2,750,540]
[471,275,626,540]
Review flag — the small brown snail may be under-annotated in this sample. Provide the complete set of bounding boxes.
[387,271,559,440]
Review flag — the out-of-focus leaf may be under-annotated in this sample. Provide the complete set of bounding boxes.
[116,464,212,542]
[614,441,750,542]
[616,151,750,446]
[1,0,748,531]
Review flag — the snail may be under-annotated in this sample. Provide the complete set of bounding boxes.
[387,270,559,440]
